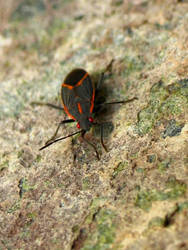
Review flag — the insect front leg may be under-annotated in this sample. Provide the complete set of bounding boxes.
[45,119,75,145]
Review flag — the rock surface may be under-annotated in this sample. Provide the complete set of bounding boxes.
[0,0,187,249]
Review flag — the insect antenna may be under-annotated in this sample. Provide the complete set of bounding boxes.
[39,130,83,151]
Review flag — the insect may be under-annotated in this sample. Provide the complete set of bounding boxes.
[34,60,137,159]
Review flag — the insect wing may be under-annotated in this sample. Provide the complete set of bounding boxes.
[74,75,94,114]
[61,69,94,121]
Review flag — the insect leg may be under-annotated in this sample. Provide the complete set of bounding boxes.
[100,123,108,152]
[97,59,114,90]
[81,131,100,160]
[101,97,138,106]
[45,119,75,145]
[31,102,63,110]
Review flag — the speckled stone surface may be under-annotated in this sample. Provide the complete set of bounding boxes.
[0,0,187,249]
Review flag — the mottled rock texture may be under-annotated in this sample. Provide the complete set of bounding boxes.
[0,0,187,249]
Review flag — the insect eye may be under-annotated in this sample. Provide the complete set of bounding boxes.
[77,122,81,129]
[89,117,93,123]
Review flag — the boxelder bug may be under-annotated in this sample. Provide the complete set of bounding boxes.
[34,60,137,160]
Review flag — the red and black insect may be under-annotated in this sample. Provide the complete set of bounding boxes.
[61,68,95,131]
[36,60,137,159]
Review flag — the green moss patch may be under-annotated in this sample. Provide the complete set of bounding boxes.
[82,209,117,250]
[135,178,187,211]
[161,119,184,138]
[112,161,128,178]
[18,178,36,198]
[136,79,188,135]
